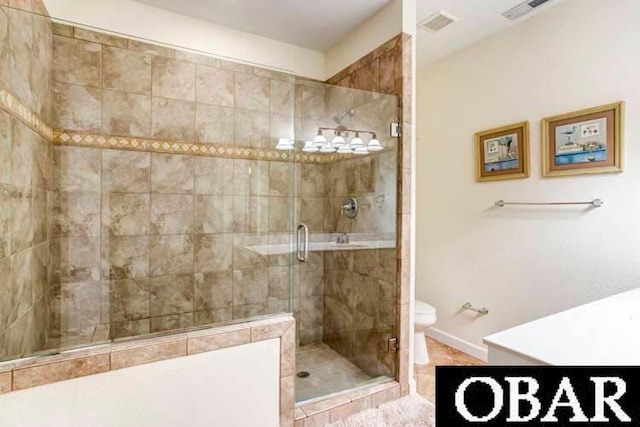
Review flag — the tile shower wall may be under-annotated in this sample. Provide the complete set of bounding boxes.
[48,25,329,345]
[0,2,54,360]
[320,36,404,378]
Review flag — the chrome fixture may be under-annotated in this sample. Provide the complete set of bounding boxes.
[336,233,350,244]
[296,223,309,263]
[462,302,489,315]
[341,197,358,219]
[495,199,603,208]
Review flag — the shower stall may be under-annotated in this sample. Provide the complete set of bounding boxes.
[0,4,400,404]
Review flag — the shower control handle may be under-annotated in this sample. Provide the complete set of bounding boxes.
[296,223,309,263]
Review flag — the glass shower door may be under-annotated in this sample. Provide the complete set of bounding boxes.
[292,79,399,402]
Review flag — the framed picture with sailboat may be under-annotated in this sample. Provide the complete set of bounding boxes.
[542,102,625,177]
[475,121,530,182]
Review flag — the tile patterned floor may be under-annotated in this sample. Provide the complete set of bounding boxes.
[415,337,485,403]
[295,343,374,402]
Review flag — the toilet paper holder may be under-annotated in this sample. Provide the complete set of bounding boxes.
[462,302,489,315]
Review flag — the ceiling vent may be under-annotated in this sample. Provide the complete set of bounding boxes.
[502,0,552,21]
[419,11,458,33]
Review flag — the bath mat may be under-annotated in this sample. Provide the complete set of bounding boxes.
[325,394,435,427]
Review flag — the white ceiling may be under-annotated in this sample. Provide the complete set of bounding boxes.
[133,0,391,51]
[416,0,563,67]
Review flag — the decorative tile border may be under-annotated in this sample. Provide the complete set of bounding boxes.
[53,130,393,164]
[0,87,53,141]
[0,315,296,426]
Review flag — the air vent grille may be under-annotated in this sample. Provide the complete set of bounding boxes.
[502,0,552,21]
[419,11,458,32]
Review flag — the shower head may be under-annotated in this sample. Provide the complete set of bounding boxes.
[333,109,355,125]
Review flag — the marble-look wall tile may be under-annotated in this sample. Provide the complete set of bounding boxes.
[298,197,326,232]
[10,188,33,253]
[31,189,47,245]
[232,196,268,233]
[270,79,292,116]
[151,97,195,141]
[149,274,193,316]
[194,157,234,195]
[73,27,127,48]
[194,195,233,234]
[150,313,193,333]
[268,196,291,232]
[101,193,150,236]
[151,153,194,194]
[235,73,269,112]
[194,271,232,311]
[52,236,100,283]
[233,159,269,196]
[152,57,195,101]
[232,234,267,270]
[187,324,250,354]
[102,90,151,137]
[59,280,101,333]
[193,234,233,273]
[53,191,100,237]
[268,266,289,301]
[195,103,234,144]
[101,150,150,194]
[127,40,175,58]
[193,308,232,326]
[150,194,193,235]
[0,10,9,90]
[0,186,11,259]
[268,162,292,197]
[110,337,186,370]
[54,146,101,193]
[110,318,149,339]
[109,278,150,322]
[149,234,193,276]
[0,111,11,186]
[299,164,326,196]
[8,17,34,107]
[10,247,33,324]
[234,109,269,148]
[232,268,268,306]
[175,50,219,67]
[52,35,101,87]
[9,120,36,189]
[196,65,234,107]
[101,235,149,280]
[12,353,110,390]
[103,46,152,95]
[52,82,101,131]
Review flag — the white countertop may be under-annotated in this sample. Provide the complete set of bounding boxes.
[244,233,395,256]
[483,288,640,365]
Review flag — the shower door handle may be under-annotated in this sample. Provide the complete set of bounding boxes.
[296,223,308,263]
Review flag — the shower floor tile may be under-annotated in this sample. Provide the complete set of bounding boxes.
[295,343,373,402]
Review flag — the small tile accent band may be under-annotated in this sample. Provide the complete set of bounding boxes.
[0,87,53,141]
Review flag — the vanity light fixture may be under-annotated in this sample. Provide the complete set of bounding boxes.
[302,141,319,153]
[337,145,353,154]
[319,144,336,153]
[331,134,346,146]
[353,146,369,155]
[367,134,383,151]
[350,132,364,147]
[313,130,327,147]
[276,137,294,150]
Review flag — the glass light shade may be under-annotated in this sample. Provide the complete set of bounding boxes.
[350,135,364,147]
[367,138,383,151]
[353,146,369,155]
[276,138,294,150]
[331,135,346,146]
[319,144,336,153]
[302,141,319,153]
[337,145,353,154]
[313,132,327,147]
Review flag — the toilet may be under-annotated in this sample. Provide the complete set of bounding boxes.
[414,301,437,365]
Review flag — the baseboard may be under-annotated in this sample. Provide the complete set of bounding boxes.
[425,328,488,362]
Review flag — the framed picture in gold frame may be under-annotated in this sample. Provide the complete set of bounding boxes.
[475,121,530,182]
[542,101,624,177]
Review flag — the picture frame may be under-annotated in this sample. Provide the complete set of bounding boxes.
[475,121,530,182]
[542,101,624,177]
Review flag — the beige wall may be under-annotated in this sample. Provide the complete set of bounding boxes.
[416,0,640,352]
[44,0,325,80]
